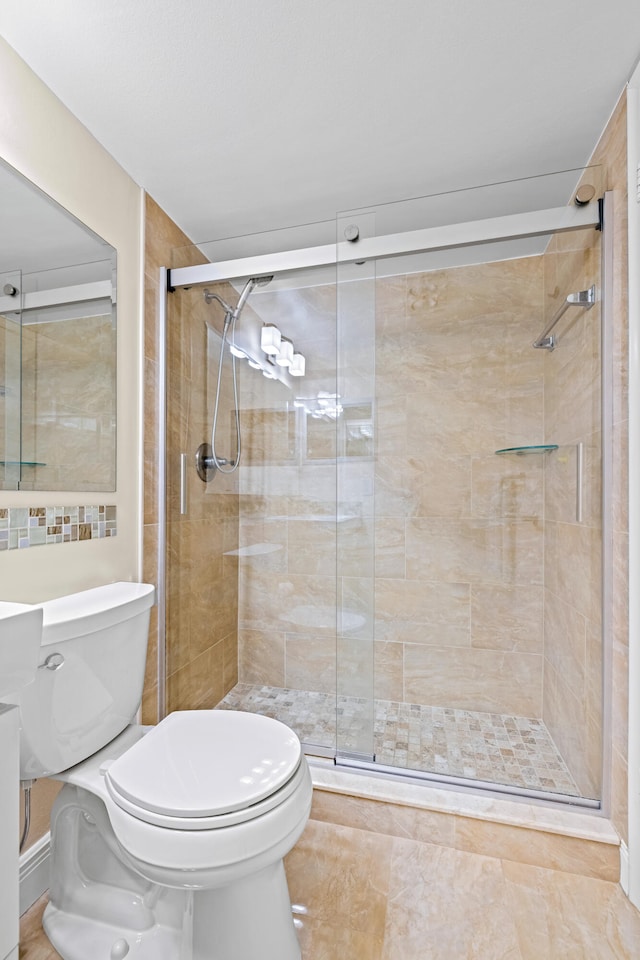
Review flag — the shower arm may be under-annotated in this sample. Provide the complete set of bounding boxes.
[532,285,596,351]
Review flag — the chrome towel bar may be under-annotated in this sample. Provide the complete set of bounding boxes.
[533,284,596,351]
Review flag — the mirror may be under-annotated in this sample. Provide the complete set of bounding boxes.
[0,160,116,491]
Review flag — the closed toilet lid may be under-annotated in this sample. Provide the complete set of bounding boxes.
[104,710,302,819]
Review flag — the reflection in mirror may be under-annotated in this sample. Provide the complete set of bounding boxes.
[0,159,116,491]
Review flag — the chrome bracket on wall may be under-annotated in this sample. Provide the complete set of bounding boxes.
[195,442,218,483]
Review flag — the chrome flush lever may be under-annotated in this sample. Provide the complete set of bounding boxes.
[40,652,64,670]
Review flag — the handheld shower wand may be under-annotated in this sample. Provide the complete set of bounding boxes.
[197,276,273,480]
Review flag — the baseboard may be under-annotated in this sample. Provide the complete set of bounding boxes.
[19,833,50,916]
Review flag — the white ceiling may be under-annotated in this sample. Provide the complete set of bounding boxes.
[0,0,639,248]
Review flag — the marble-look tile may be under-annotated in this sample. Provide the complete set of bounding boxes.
[287,517,337,576]
[455,817,618,881]
[294,918,384,960]
[547,517,602,626]
[238,627,285,686]
[311,790,456,849]
[382,836,522,960]
[406,517,543,585]
[470,583,542,653]
[471,454,543,519]
[373,640,403,701]
[337,517,374,578]
[403,644,542,716]
[239,569,337,636]
[235,518,288,572]
[375,578,469,641]
[503,860,639,959]
[285,819,393,940]
[375,453,471,519]
[543,587,587,701]
[543,659,600,800]
[374,518,405,579]
[285,633,337,694]
[21,819,638,960]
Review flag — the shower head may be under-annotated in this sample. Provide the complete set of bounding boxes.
[233,274,274,317]
[203,274,273,321]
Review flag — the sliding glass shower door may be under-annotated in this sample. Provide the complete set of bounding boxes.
[333,176,607,803]
[165,167,609,805]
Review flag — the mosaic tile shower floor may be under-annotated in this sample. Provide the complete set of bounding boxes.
[218,683,581,797]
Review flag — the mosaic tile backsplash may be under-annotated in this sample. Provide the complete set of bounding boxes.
[0,505,116,550]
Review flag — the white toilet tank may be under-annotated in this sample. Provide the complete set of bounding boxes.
[18,582,155,780]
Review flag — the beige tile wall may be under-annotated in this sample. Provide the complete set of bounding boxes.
[541,219,603,798]
[590,94,629,843]
[165,281,240,711]
[238,256,550,720]
[375,259,547,715]
[143,197,240,721]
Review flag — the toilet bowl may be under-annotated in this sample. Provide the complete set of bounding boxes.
[16,583,312,960]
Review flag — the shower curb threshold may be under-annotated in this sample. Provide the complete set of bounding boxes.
[308,759,620,847]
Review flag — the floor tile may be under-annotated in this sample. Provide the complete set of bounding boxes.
[219,682,580,796]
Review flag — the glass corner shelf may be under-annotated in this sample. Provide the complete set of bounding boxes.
[494,445,558,456]
[0,460,47,467]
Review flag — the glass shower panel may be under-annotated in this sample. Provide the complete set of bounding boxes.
[0,270,21,490]
[237,270,338,754]
[357,210,603,800]
[166,230,341,756]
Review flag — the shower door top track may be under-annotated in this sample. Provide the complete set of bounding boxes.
[168,202,600,288]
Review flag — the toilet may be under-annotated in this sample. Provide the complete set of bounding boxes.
[16,582,312,960]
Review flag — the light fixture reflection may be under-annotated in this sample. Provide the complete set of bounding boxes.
[289,354,305,376]
[261,324,281,355]
[275,338,293,367]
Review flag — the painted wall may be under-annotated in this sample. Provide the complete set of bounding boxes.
[0,37,142,602]
[0,38,143,851]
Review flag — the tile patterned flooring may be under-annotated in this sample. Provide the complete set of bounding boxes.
[218,683,581,797]
[20,818,640,959]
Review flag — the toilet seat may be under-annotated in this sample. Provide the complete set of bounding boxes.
[104,710,303,831]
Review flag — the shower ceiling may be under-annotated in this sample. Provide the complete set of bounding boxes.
[0,0,638,242]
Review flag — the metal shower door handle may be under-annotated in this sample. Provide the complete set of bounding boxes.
[576,442,584,523]
[180,453,188,515]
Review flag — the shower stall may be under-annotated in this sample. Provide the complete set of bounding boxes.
[161,169,612,808]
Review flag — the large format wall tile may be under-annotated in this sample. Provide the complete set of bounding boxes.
[404,644,543,716]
